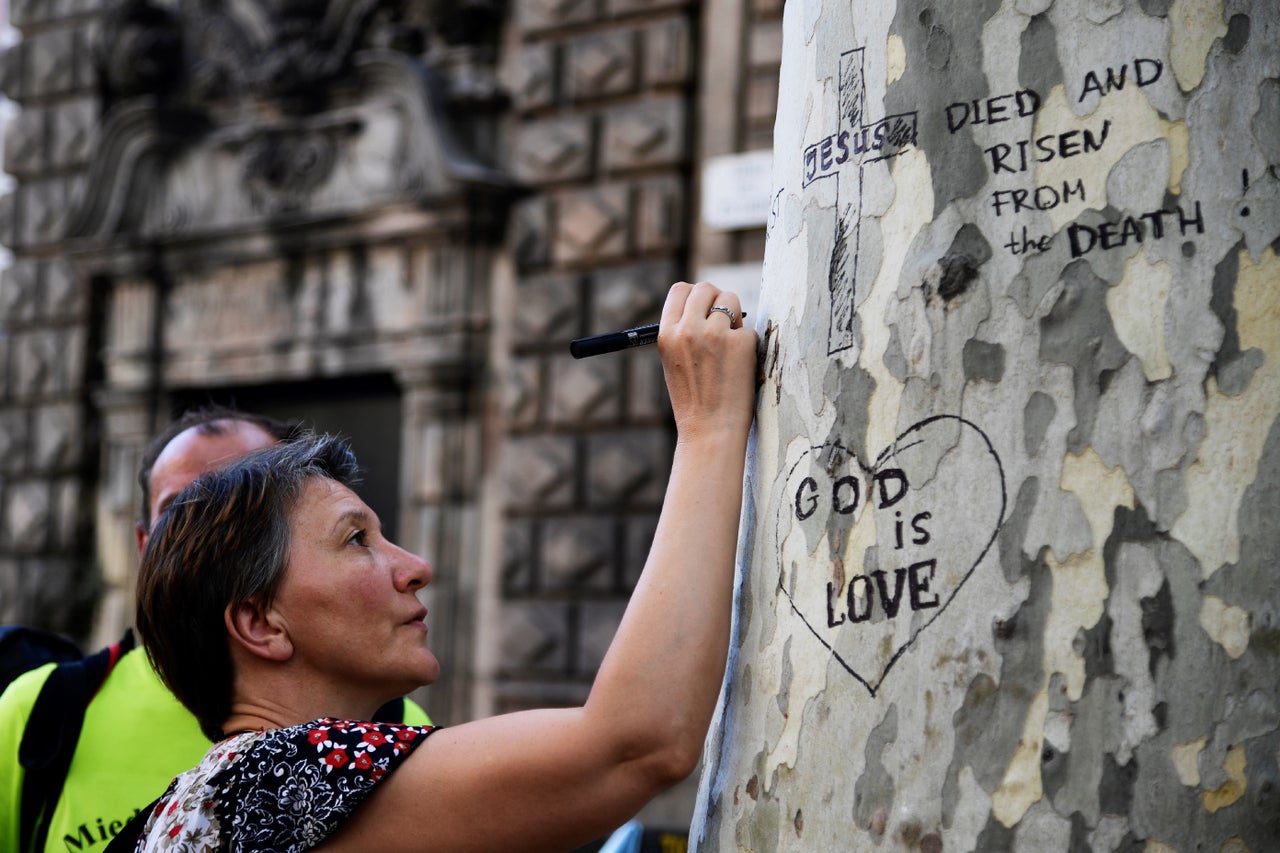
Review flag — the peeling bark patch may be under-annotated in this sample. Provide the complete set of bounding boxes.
[1208,244,1246,389]
[884,323,909,380]
[1245,735,1280,839]
[1169,0,1228,91]
[1202,743,1247,812]
[776,635,794,715]
[1171,736,1206,785]
[1098,750,1137,817]
[973,811,1016,851]
[1107,252,1173,381]
[1066,811,1090,853]
[738,796,780,853]
[1198,596,1250,659]
[1018,13,1063,97]
[1222,14,1250,54]
[925,22,953,70]
[935,252,980,302]
[1079,611,1116,681]
[1023,393,1055,457]
[963,339,1006,383]
[936,219,993,302]
[1039,260,1129,452]
[1255,79,1280,166]
[853,704,898,829]
[1212,413,1280,631]
[1140,580,1176,679]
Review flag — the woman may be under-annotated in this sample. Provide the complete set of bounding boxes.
[128,281,757,852]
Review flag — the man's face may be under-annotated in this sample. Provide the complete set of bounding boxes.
[136,420,279,557]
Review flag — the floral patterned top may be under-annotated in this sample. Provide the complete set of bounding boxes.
[131,718,437,852]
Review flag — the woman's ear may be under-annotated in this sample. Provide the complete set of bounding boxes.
[225,599,294,662]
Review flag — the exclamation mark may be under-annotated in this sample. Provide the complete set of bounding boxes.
[1241,169,1250,217]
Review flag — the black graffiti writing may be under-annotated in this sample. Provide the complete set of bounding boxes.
[984,120,1111,175]
[928,54,1179,258]
[794,468,908,520]
[1068,201,1204,257]
[1079,57,1163,102]
[945,88,1041,133]
[894,510,932,549]
[804,117,918,184]
[991,179,1086,217]
[1003,225,1053,255]
[799,47,919,355]
[777,417,1008,696]
[793,463,940,631]
[826,560,940,627]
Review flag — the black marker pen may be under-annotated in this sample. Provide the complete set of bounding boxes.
[569,314,746,359]
[570,323,659,359]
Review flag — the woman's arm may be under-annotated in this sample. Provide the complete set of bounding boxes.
[322,281,758,852]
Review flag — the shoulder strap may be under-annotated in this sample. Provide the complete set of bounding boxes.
[372,696,406,722]
[0,626,82,689]
[102,794,159,853]
[18,629,135,853]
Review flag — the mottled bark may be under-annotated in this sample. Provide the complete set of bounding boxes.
[692,1,1279,850]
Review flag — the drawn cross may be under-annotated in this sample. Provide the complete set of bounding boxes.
[802,47,918,355]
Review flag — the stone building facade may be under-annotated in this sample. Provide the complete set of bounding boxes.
[0,0,781,829]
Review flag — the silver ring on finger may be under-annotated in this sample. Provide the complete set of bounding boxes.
[708,305,737,326]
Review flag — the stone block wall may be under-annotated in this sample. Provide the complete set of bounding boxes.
[0,1,101,634]
[498,1,698,713]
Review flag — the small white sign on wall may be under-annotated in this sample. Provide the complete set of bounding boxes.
[696,262,763,321]
[700,150,774,231]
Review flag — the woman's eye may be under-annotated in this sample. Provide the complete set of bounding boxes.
[348,530,368,547]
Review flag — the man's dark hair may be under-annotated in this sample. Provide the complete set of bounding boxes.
[135,433,362,741]
[137,405,299,529]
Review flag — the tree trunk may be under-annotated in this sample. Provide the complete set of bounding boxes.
[691,1,1279,850]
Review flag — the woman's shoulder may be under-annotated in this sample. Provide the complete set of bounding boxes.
[135,719,438,852]
[254,717,438,773]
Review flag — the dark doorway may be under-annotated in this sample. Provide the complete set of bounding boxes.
[169,373,403,541]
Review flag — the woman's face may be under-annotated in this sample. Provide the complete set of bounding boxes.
[271,476,439,702]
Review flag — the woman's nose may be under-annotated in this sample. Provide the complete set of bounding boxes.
[393,545,433,591]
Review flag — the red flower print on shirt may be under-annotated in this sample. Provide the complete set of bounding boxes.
[138,719,437,852]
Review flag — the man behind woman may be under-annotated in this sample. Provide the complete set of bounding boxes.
[0,406,434,853]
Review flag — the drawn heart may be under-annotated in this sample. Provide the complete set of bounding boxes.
[775,415,1006,695]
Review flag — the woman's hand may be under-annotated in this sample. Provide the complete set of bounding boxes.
[657,281,759,443]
